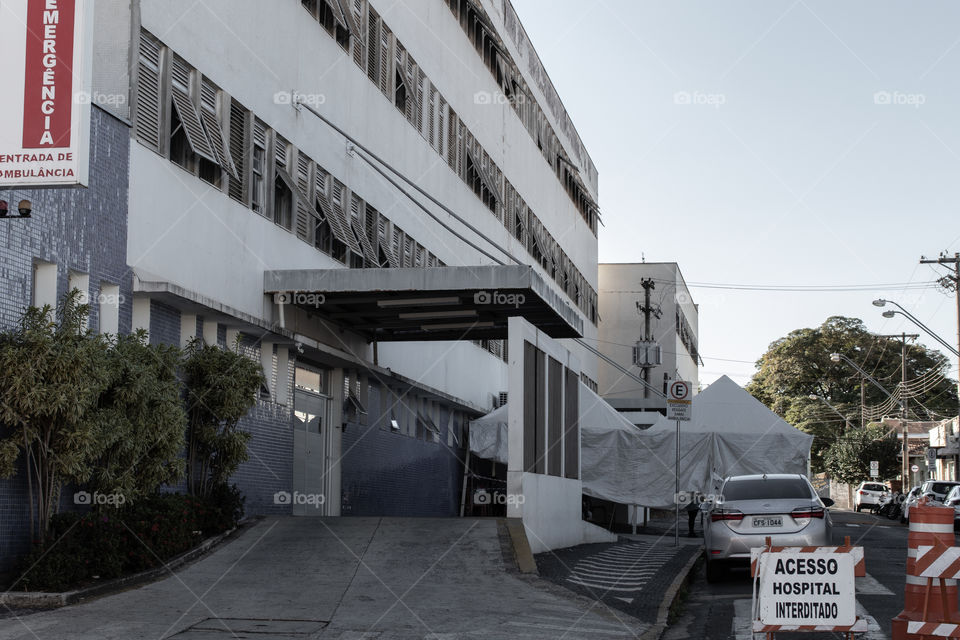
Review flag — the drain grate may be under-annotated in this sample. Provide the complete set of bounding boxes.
[168,617,328,638]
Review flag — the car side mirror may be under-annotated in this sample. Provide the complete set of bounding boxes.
[820,497,835,508]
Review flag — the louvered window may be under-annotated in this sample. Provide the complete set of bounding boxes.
[366,9,380,85]
[327,180,364,256]
[377,216,399,268]
[295,153,315,243]
[135,31,163,153]
[251,119,267,215]
[199,77,238,180]
[403,236,414,267]
[169,56,217,165]
[351,0,366,69]
[379,24,391,96]
[227,100,248,204]
[349,194,379,266]
[427,85,436,147]
[414,69,425,134]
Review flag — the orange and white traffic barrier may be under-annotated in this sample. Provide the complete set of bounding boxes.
[750,543,865,578]
[892,500,960,639]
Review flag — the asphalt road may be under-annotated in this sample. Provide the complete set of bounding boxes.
[664,509,913,640]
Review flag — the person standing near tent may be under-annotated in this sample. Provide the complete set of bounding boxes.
[685,490,702,537]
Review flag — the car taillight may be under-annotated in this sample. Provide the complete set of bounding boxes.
[859,490,866,495]
[710,508,744,522]
[791,506,825,519]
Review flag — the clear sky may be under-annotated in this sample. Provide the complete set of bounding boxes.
[513,0,960,387]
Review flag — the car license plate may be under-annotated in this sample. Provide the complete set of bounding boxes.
[753,517,782,528]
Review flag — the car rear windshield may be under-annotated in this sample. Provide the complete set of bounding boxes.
[722,478,812,501]
[862,484,886,492]
[927,482,958,495]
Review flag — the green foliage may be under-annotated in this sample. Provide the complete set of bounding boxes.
[823,423,901,486]
[747,316,958,472]
[182,338,263,498]
[16,492,240,592]
[0,291,113,541]
[82,331,187,503]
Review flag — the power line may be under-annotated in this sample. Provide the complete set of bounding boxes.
[632,278,937,293]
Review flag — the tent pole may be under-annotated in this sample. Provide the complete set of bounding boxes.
[460,448,471,517]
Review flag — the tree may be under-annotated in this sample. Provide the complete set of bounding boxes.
[823,424,900,485]
[182,337,264,497]
[0,292,112,541]
[82,331,187,503]
[748,316,958,471]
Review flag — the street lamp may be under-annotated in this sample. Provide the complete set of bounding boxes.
[830,351,910,487]
[873,299,960,357]
[808,394,853,433]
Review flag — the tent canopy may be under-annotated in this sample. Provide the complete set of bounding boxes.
[468,375,813,509]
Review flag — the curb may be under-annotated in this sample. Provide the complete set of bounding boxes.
[638,546,703,640]
[503,517,538,575]
[0,518,257,609]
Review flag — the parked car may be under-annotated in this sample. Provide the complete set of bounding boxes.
[703,473,834,582]
[902,480,960,523]
[853,481,889,512]
[941,485,960,529]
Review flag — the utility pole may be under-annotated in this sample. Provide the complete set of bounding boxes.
[902,334,909,490]
[919,252,960,480]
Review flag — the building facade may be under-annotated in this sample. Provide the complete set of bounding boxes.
[596,262,699,423]
[0,0,600,565]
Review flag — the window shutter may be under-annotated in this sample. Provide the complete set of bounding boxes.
[377,216,400,268]
[427,85,436,147]
[446,109,458,171]
[199,78,238,178]
[351,0,366,69]
[227,99,248,204]
[135,31,163,152]
[405,57,417,126]
[403,236,414,267]
[349,194,379,265]
[169,58,217,163]
[415,69,425,134]
[366,10,379,85]
[275,135,288,168]
[295,154,314,243]
[379,25,391,96]
[330,181,364,255]
[414,243,425,268]
[436,96,446,157]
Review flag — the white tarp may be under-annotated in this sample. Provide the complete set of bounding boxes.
[468,375,813,509]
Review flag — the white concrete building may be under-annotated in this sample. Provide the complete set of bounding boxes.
[82,0,601,516]
[597,263,699,423]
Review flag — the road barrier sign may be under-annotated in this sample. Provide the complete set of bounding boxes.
[751,537,868,636]
[891,500,960,639]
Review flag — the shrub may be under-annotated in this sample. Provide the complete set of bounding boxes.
[15,492,242,592]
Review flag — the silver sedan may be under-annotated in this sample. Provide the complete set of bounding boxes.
[703,473,835,582]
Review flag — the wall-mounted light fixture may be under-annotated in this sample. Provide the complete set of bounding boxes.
[0,199,32,219]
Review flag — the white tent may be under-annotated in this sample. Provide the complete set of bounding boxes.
[467,383,653,503]
[468,375,813,510]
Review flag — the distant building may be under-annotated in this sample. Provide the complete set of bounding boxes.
[928,417,959,481]
[597,263,700,425]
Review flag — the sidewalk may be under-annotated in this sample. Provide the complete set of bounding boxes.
[0,517,651,640]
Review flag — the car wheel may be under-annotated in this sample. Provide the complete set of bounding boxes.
[706,558,725,583]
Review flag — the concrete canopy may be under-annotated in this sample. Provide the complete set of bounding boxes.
[263,265,583,342]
